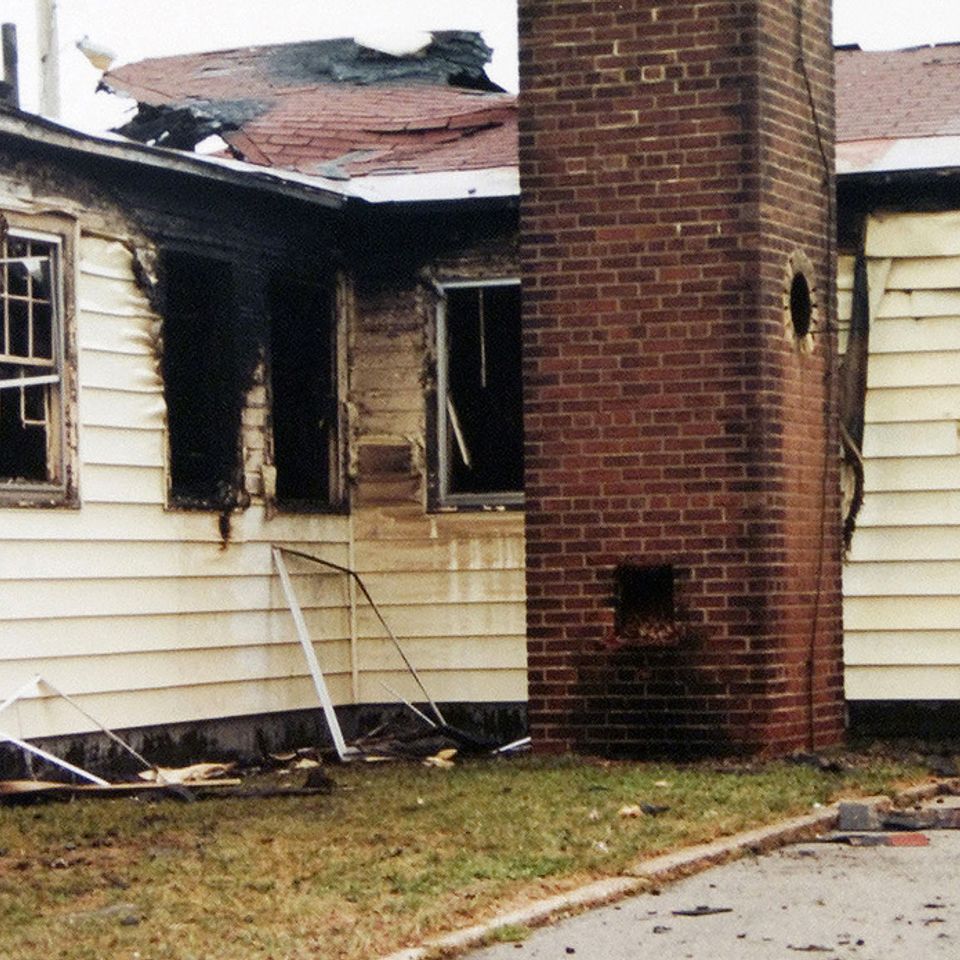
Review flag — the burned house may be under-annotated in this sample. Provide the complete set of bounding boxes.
[2,11,849,763]
[0,34,526,762]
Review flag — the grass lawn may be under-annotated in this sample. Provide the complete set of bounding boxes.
[0,752,930,960]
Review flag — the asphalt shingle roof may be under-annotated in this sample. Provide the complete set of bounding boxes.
[102,34,517,180]
[837,43,960,143]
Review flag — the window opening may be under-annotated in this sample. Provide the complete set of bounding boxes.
[268,270,338,507]
[438,281,523,504]
[614,564,678,646]
[160,250,239,506]
[0,231,62,487]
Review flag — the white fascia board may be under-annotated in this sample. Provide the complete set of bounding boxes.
[344,166,520,203]
[839,135,960,175]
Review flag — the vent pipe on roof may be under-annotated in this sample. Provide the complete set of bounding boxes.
[1,23,19,110]
[37,0,61,118]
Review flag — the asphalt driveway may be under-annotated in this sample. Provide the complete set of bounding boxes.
[468,832,960,959]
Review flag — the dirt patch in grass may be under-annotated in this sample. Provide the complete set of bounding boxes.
[0,751,931,960]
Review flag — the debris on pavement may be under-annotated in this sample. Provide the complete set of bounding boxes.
[820,832,930,847]
[671,905,733,917]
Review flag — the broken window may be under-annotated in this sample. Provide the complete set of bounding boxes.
[160,250,240,506]
[267,269,340,507]
[0,229,64,493]
[437,281,523,505]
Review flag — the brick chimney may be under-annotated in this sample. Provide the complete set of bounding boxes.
[519,0,844,756]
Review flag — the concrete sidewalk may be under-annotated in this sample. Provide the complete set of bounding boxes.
[468,832,960,959]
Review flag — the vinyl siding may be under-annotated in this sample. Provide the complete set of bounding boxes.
[1,223,526,742]
[841,210,960,699]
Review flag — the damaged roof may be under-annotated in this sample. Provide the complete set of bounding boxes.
[837,43,960,174]
[100,32,518,194]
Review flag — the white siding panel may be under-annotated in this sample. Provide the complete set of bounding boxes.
[81,425,165,468]
[846,632,960,666]
[80,387,166,430]
[837,290,852,323]
[78,315,156,355]
[355,669,526,705]
[868,352,960,388]
[866,387,960,423]
[886,256,960,290]
[80,237,139,280]
[858,490,960,527]
[864,456,960,492]
[0,572,351,621]
[849,526,960,562]
[81,464,165,505]
[837,255,855,292]
[357,636,526,672]
[0,539,280,581]
[0,503,351,543]
[9,640,353,699]
[354,601,525,641]
[871,316,960,354]
[77,277,154,320]
[9,676,354,740]
[866,210,960,258]
[846,666,960,700]
[0,608,349,659]
[877,290,960,319]
[861,421,958,459]
[79,348,163,393]
[843,561,960,597]
[845,596,960,631]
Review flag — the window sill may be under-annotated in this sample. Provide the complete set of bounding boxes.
[431,495,525,514]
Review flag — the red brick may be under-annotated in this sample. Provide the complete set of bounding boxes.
[519,0,842,758]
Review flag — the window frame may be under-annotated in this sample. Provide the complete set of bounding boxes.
[265,266,346,514]
[0,217,75,507]
[434,277,524,510]
[158,246,242,510]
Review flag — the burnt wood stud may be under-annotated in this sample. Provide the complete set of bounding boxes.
[518,0,843,757]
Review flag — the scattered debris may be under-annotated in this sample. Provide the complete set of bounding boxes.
[423,748,457,770]
[618,805,644,818]
[821,832,930,847]
[291,758,321,771]
[672,905,734,917]
[137,762,236,784]
[787,945,831,953]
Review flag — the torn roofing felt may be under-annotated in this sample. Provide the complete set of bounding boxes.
[100,31,517,177]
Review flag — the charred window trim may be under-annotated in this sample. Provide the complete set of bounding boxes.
[0,216,77,508]
[265,267,346,514]
[432,278,523,510]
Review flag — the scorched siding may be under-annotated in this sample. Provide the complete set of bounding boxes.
[0,227,354,740]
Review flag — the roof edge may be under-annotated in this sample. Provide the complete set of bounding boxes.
[0,107,348,210]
